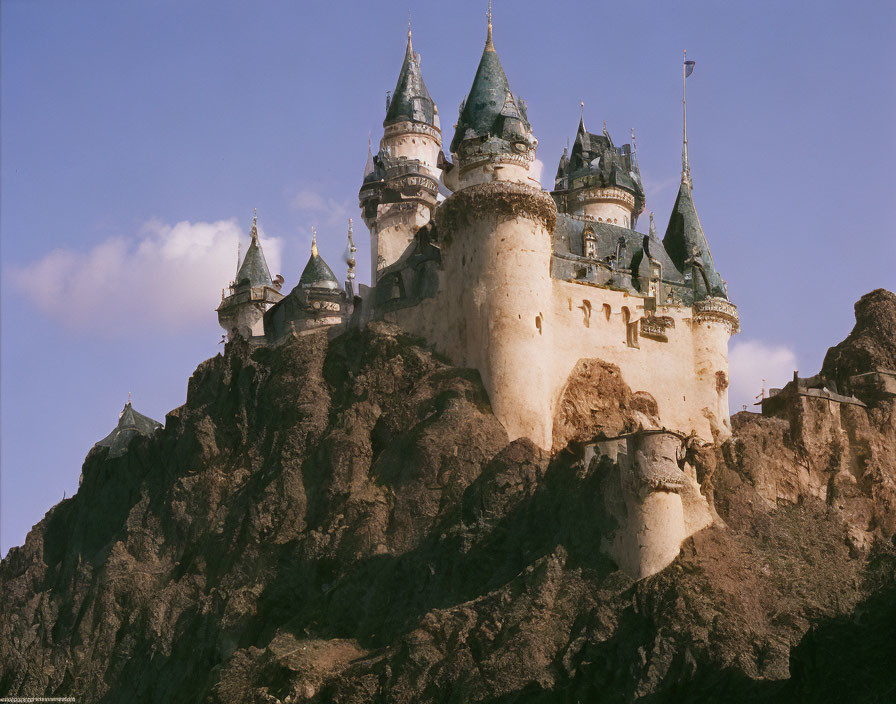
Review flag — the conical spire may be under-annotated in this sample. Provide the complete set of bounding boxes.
[384,19,435,127]
[363,133,375,179]
[299,227,340,290]
[662,182,725,299]
[449,3,517,154]
[235,210,273,288]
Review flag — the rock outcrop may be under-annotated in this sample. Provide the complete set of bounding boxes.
[1,293,895,702]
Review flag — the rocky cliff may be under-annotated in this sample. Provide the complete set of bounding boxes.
[2,290,895,703]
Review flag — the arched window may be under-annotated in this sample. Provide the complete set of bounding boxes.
[581,300,592,328]
[622,306,639,348]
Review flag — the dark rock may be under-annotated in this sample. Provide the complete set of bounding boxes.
[1,294,895,703]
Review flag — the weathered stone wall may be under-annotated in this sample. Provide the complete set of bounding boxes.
[381,121,441,175]
[381,187,735,449]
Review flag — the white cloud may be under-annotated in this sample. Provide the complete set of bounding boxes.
[728,339,799,414]
[9,219,282,336]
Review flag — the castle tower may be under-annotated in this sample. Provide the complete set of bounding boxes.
[436,7,558,448]
[359,22,442,284]
[217,211,284,341]
[662,56,739,438]
[551,114,645,229]
[263,227,351,341]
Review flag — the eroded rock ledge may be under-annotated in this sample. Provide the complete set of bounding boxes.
[1,293,895,703]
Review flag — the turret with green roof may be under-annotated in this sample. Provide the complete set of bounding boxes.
[384,25,438,129]
[217,211,284,341]
[449,6,536,171]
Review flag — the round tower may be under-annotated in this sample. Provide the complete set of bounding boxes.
[438,9,557,449]
[217,211,284,341]
[359,24,441,284]
[551,116,645,229]
[692,297,739,440]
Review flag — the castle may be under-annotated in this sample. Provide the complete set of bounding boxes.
[213,11,740,577]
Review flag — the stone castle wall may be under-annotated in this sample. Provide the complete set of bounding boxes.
[379,184,734,450]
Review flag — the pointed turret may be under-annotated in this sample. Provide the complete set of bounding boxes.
[298,227,340,290]
[551,110,644,227]
[384,23,437,128]
[662,182,726,299]
[359,20,443,283]
[263,227,350,341]
[448,4,537,188]
[234,211,273,288]
[93,400,162,458]
[217,210,284,341]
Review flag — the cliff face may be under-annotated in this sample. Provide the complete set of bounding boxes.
[2,294,895,703]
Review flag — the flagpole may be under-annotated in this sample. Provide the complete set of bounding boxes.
[682,49,690,187]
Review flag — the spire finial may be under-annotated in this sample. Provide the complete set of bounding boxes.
[486,0,494,48]
[311,226,318,256]
[681,48,694,187]
[127,391,131,405]
[346,218,357,282]
[407,9,413,50]
[649,211,656,237]
[250,208,258,240]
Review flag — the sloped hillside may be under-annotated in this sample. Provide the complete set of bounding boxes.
[2,292,895,703]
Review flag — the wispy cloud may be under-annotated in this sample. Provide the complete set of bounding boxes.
[289,187,353,229]
[8,219,282,336]
[728,339,799,413]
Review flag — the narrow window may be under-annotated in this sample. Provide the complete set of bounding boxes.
[581,300,592,328]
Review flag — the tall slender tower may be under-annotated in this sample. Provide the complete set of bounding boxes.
[217,211,284,340]
[436,6,558,448]
[663,53,739,439]
[359,21,442,284]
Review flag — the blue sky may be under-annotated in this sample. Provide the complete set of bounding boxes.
[2,0,894,556]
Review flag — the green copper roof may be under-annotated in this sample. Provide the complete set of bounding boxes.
[298,252,340,290]
[235,227,273,288]
[384,31,436,128]
[94,402,162,457]
[555,117,644,204]
[662,182,726,299]
[450,24,532,154]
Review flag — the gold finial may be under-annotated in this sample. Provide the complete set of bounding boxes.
[486,0,494,48]
[311,226,318,256]
[408,9,412,38]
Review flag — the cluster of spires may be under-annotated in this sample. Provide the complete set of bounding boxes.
[96,7,722,459]
[232,5,714,300]
[230,211,357,296]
